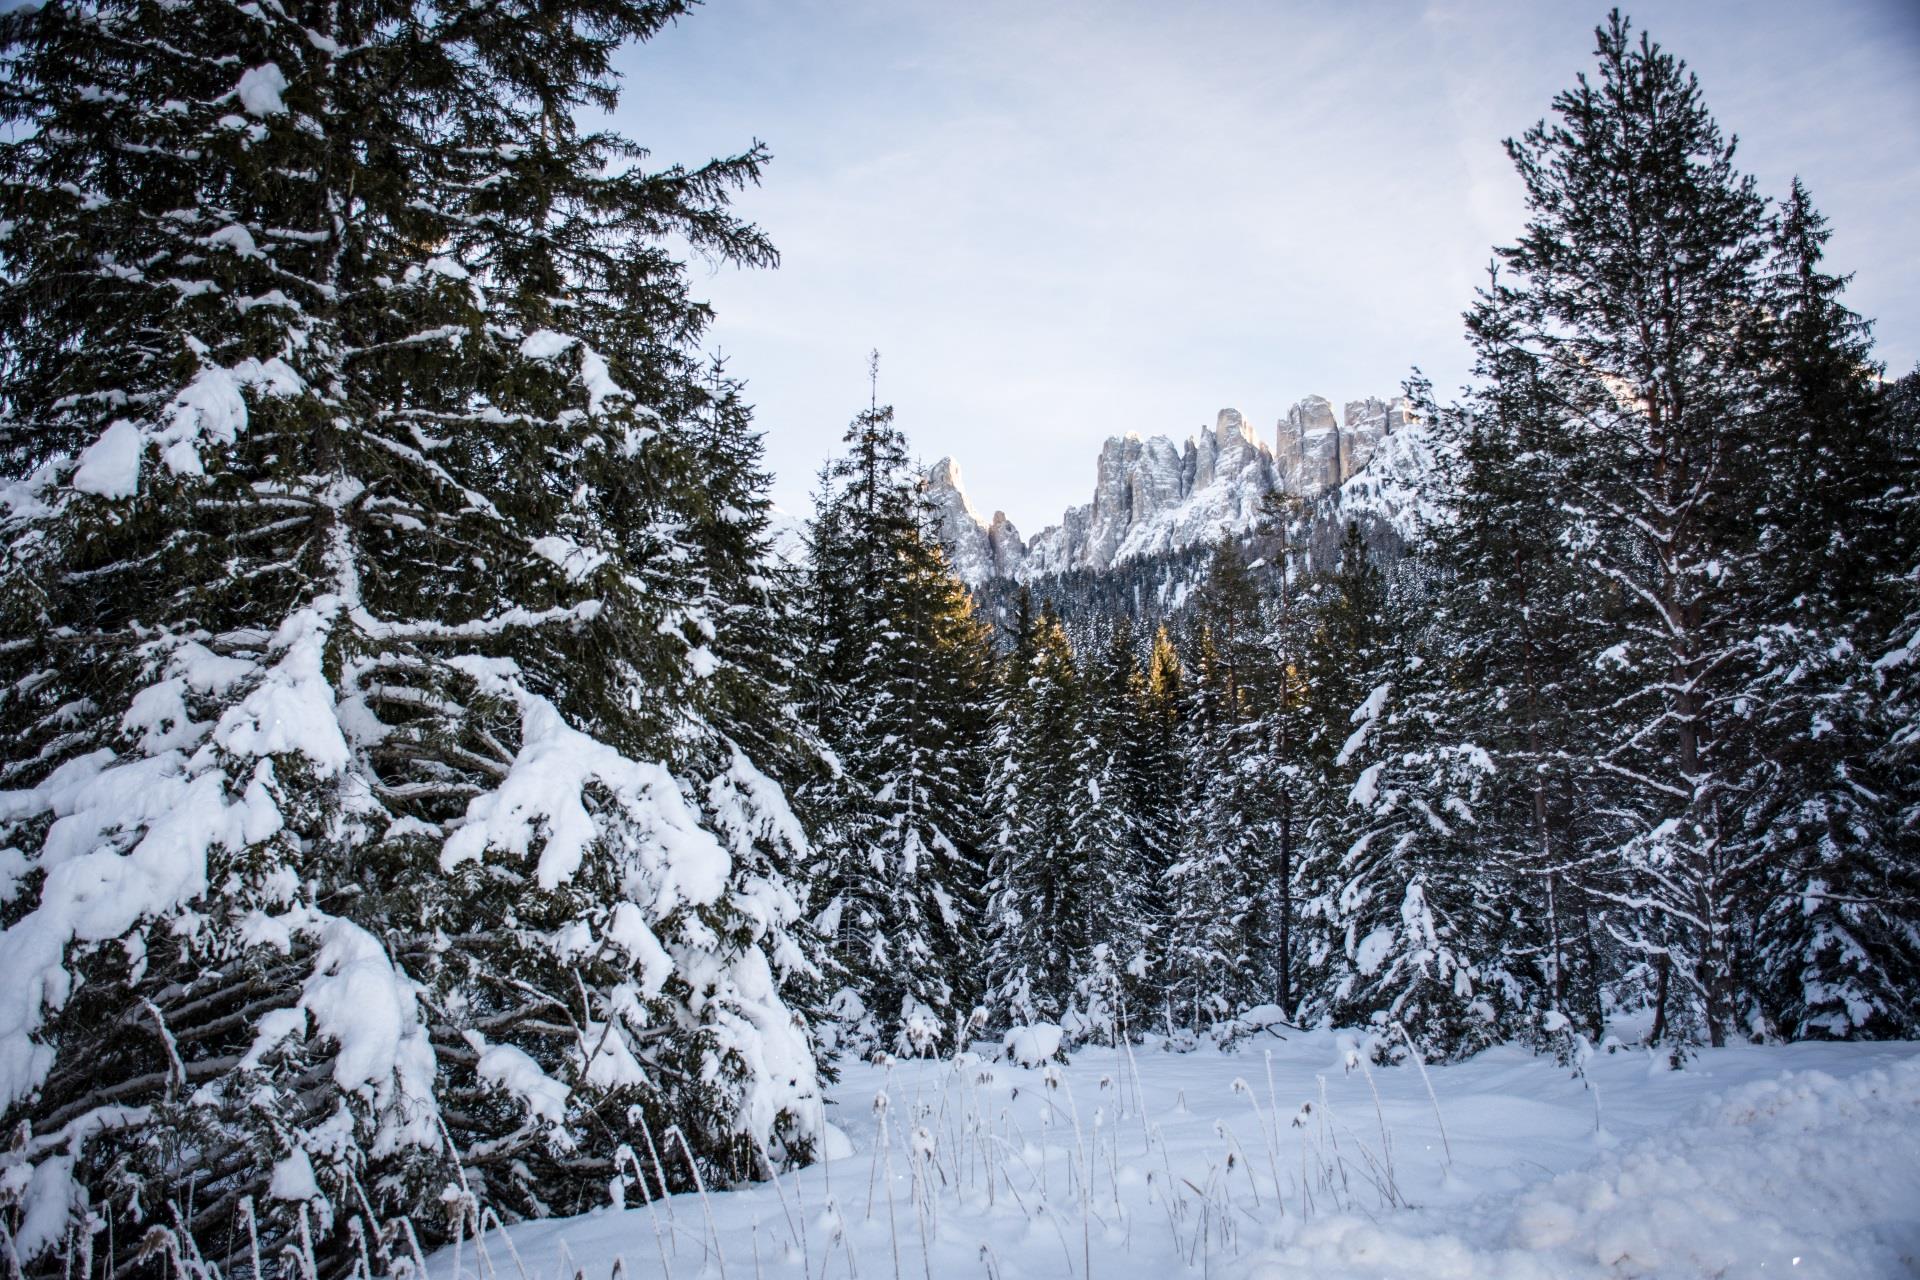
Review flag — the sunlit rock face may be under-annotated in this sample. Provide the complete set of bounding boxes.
[1277,395,1342,493]
[922,457,1027,585]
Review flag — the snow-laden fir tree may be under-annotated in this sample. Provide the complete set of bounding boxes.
[1253,490,1321,1018]
[1474,12,1784,1046]
[983,604,1082,1026]
[1874,369,1920,999]
[802,378,994,1055]
[1739,192,1919,1039]
[0,0,826,1272]
[1415,324,1624,1044]
[1074,617,1162,1020]
[1293,527,1504,1058]
[981,604,1136,1037]
[1163,540,1284,1028]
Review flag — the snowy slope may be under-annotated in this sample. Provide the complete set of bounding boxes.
[1324,412,1443,543]
[427,1030,1920,1280]
[764,503,810,568]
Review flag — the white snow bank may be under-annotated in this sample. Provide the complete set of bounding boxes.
[1003,1022,1063,1066]
[435,1032,1920,1280]
[1253,1056,1920,1279]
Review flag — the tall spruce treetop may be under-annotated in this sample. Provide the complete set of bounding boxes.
[803,368,993,1054]
[1482,10,1779,1045]
[0,1,826,1273]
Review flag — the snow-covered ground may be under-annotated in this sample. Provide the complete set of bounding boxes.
[432,1030,1920,1280]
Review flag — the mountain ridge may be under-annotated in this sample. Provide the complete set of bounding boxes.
[925,394,1422,586]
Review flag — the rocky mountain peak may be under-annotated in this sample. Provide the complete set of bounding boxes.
[923,392,1419,586]
[922,456,1026,584]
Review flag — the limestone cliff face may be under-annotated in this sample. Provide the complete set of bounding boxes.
[921,395,1418,586]
[921,457,1026,584]
[1273,394,1415,496]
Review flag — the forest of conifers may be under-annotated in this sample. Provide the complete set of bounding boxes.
[0,1,1913,1276]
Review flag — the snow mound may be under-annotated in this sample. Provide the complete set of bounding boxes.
[1253,1056,1920,1279]
[1003,1022,1064,1066]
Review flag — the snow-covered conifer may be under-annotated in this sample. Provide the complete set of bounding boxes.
[0,0,825,1270]
[802,379,994,1054]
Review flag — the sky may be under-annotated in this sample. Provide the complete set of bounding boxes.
[614,0,1920,535]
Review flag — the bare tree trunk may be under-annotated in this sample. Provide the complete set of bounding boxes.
[1650,951,1672,1045]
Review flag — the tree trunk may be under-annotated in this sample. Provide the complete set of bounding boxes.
[1650,951,1672,1044]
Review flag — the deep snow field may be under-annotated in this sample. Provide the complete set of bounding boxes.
[432,1029,1920,1280]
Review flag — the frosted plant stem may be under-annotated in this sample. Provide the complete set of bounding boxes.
[1117,1020,1151,1152]
[1059,1076,1090,1280]
[1218,1120,1260,1208]
[239,1197,261,1280]
[477,1209,531,1280]
[471,1202,497,1280]
[666,1125,727,1280]
[1397,1023,1453,1166]
[821,1093,835,1197]
[298,1202,320,1280]
[397,1216,432,1280]
[1232,1077,1281,1212]
[636,1116,680,1250]
[910,1145,932,1280]
[446,1194,465,1280]
[880,1100,902,1280]
[1354,1056,1396,1205]
[616,1146,672,1279]
[752,1133,803,1255]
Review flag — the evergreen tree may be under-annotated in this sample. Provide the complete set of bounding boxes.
[0,0,826,1272]
[1255,491,1320,1017]
[802,372,993,1054]
[1474,11,1781,1046]
[1164,540,1280,1026]
[1078,619,1160,1014]
[1876,371,1920,964]
[1324,618,1509,1056]
[1738,185,1918,1038]
[984,605,1098,1027]
[1418,319,1621,1043]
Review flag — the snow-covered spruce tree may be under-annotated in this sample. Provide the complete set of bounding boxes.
[981,604,1134,1037]
[0,0,825,1272]
[1416,327,1625,1044]
[1477,12,1783,1047]
[983,604,1082,1026]
[1253,489,1321,1018]
[1297,527,1510,1059]
[1074,617,1160,1020]
[1163,540,1282,1028]
[802,383,994,1055]
[1740,191,1919,1039]
[1875,369,1920,981]
[1294,523,1393,1014]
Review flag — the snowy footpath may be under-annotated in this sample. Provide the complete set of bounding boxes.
[432,1031,1920,1280]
